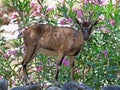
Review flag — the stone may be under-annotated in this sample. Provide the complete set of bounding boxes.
[101,85,120,90]
[62,81,93,90]
[0,79,8,90]
[10,83,42,90]
[47,86,62,90]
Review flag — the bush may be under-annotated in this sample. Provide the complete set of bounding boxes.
[0,0,120,89]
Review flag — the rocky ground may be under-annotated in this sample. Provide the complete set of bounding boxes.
[0,79,120,90]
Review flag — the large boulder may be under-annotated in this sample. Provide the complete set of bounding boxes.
[47,86,62,90]
[10,83,42,90]
[0,79,8,90]
[101,85,120,90]
[62,81,93,90]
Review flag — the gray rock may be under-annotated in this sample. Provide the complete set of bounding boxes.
[0,79,8,90]
[47,86,62,90]
[10,83,42,90]
[101,85,120,90]
[62,81,93,90]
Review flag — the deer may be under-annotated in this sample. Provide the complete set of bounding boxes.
[21,11,99,85]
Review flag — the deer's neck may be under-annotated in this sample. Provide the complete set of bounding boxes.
[71,30,85,50]
[75,30,85,44]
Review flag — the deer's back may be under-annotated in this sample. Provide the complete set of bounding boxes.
[23,24,84,56]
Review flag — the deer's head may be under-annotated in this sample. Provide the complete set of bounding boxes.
[76,11,99,41]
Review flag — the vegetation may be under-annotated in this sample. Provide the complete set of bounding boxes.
[0,0,120,89]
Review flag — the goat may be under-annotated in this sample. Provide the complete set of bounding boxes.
[21,11,99,85]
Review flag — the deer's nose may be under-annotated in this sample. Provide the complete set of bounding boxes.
[83,34,89,41]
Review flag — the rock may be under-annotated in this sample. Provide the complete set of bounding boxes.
[62,81,93,90]
[0,79,8,90]
[47,86,62,90]
[101,85,120,90]
[10,83,42,90]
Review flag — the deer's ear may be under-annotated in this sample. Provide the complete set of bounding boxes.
[75,18,81,25]
[89,20,99,30]
[75,18,83,29]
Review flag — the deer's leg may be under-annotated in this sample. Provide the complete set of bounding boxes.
[21,45,38,85]
[54,53,64,85]
[69,56,75,81]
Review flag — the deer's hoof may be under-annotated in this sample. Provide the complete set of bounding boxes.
[53,81,61,87]
[22,77,33,85]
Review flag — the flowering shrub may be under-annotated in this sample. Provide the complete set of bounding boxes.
[0,0,120,89]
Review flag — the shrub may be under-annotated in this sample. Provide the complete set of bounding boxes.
[0,0,120,89]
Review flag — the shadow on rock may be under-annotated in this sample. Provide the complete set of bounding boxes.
[0,79,8,90]
[62,81,92,90]
[10,83,42,90]
[101,85,120,90]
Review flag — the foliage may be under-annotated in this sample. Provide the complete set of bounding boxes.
[0,0,120,89]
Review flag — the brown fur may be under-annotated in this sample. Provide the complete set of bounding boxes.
[23,24,85,56]
[21,19,99,85]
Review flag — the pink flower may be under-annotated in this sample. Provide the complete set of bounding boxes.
[73,8,78,13]
[0,76,3,79]
[30,0,38,8]
[60,18,67,25]
[84,0,89,4]
[43,83,50,88]
[102,29,110,34]
[100,0,108,6]
[67,18,73,23]
[3,54,9,59]
[92,0,99,5]
[31,7,40,16]
[22,45,26,51]
[105,29,110,34]
[36,66,43,72]
[60,18,73,25]
[84,0,108,6]
[20,28,26,35]
[46,7,53,13]
[102,49,108,58]
[11,12,19,19]
[75,69,81,73]
[77,10,83,18]
[110,19,116,26]
[12,80,16,87]
[62,58,69,66]
[2,50,17,59]
[30,1,36,8]
[0,49,2,53]
[8,50,17,55]
[98,14,105,20]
